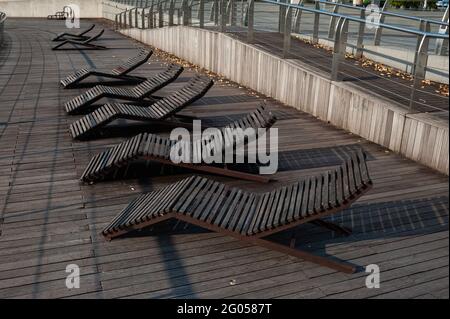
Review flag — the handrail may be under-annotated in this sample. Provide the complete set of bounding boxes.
[317,0,449,27]
[260,0,448,39]
[113,0,175,29]
[116,0,448,38]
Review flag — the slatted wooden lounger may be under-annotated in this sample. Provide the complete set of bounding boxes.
[69,75,214,140]
[52,24,95,41]
[52,29,106,50]
[80,104,276,183]
[65,64,183,114]
[102,150,373,273]
[47,10,69,20]
[61,48,152,89]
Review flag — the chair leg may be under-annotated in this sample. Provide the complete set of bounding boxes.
[53,34,89,42]
[159,159,272,183]
[52,40,68,50]
[116,74,147,84]
[252,237,356,274]
[52,34,65,41]
[53,42,107,50]
[82,43,107,50]
[289,228,298,248]
[173,114,197,120]
[102,212,357,274]
[310,219,352,236]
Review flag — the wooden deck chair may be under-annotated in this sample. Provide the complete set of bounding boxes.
[80,104,277,183]
[65,64,184,114]
[102,150,373,273]
[47,10,69,20]
[69,75,214,140]
[52,24,95,41]
[52,29,106,50]
[60,48,152,89]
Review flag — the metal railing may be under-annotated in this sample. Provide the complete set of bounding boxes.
[112,0,223,29]
[107,0,449,112]
[317,1,449,49]
[265,0,448,111]
[0,11,6,47]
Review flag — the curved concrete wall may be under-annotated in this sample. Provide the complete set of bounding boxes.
[0,0,102,18]
[120,26,448,175]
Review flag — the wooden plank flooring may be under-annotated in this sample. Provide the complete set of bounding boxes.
[0,18,448,299]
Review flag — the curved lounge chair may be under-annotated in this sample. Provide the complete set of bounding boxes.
[102,150,373,273]
[80,104,277,183]
[69,75,214,140]
[52,29,106,50]
[60,48,152,88]
[64,64,184,114]
[52,24,95,41]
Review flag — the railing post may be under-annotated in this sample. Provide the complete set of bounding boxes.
[182,0,189,26]
[149,6,153,28]
[229,0,237,26]
[435,6,449,56]
[373,0,387,46]
[220,0,227,32]
[129,9,133,27]
[168,0,175,26]
[409,35,429,111]
[188,0,193,25]
[215,0,220,25]
[292,0,304,34]
[210,0,216,22]
[355,9,365,58]
[225,0,231,24]
[283,7,293,58]
[312,1,320,44]
[115,14,119,30]
[158,1,164,27]
[413,20,430,74]
[279,0,286,34]
[331,17,348,81]
[247,0,254,43]
[327,1,339,39]
[199,0,205,28]
[135,8,139,27]
[241,0,246,26]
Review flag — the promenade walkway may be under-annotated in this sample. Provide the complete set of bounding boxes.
[0,18,448,298]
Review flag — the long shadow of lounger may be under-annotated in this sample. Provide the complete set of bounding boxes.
[102,152,372,274]
[117,195,449,278]
[270,195,449,272]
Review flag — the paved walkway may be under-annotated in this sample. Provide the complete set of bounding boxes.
[0,18,448,299]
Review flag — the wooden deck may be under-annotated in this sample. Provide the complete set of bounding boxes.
[0,18,448,299]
